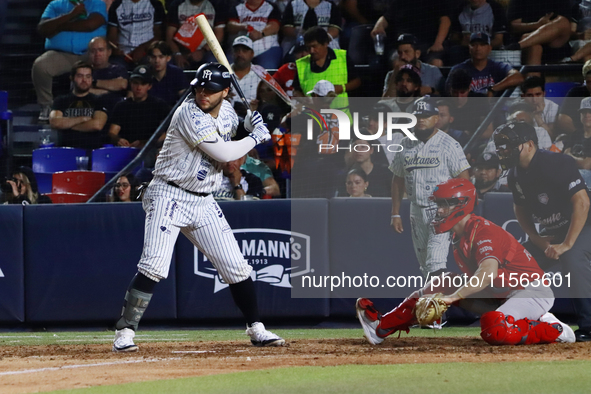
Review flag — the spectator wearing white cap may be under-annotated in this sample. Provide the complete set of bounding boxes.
[230,36,262,114]
[307,79,337,97]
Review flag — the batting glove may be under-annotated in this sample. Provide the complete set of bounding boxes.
[244,109,264,132]
[249,123,271,145]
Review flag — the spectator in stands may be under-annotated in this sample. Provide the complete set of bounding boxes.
[166,0,222,69]
[506,101,553,150]
[108,65,170,150]
[344,167,371,198]
[340,0,388,48]
[557,60,591,134]
[293,27,361,101]
[370,0,451,67]
[33,0,107,123]
[251,80,288,132]
[471,153,509,199]
[341,139,392,197]
[230,36,261,114]
[147,41,189,106]
[242,151,281,197]
[381,66,422,113]
[448,32,524,96]
[446,68,491,142]
[111,173,140,202]
[520,76,559,140]
[87,36,129,112]
[213,155,264,200]
[1,167,52,205]
[273,40,309,98]
[107,0,165,67]
[383,34,445,97]
[281,0,342,51]
[226,0,283,69]
[505,0,573,65]
[436,99,470,146]
[447,0,508,65]
[563,97,591,187]
[49,61,108,150]
[366,102,404,166]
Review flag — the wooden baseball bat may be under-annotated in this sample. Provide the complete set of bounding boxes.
[195,14,250,110]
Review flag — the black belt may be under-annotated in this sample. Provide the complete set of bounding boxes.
[167,181,209,197]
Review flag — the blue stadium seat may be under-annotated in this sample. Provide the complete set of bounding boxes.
[32,147,87,193]
[545,82,580,105]
[91,147,140,182]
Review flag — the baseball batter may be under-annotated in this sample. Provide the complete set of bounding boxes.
[357,178,575,346]
[390,97,471,277]
[112,63,285,352]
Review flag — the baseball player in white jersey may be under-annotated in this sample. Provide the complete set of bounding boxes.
[390,97,471,277]
[112,63,285,352]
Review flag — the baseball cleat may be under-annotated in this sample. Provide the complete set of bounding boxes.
[539,312,576,343]
[356,298,384,345]
[246,322,285,347]
[112,328,139,352]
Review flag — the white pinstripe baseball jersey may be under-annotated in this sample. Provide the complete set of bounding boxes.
[390,130,471,206]
[152,96,238,193]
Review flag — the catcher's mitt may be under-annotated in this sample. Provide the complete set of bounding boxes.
[413,293,448,326]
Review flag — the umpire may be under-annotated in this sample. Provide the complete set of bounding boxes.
[494,121,591,342]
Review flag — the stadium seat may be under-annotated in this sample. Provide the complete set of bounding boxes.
[91,147,140,182]
[545,82,580,105]
[32,147,87,193]
[46,192,90,204]
[52,170,105,196]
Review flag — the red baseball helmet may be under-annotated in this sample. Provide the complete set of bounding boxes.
[429,178,477,234]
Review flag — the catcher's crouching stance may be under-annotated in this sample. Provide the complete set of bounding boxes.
[357,178,575,346]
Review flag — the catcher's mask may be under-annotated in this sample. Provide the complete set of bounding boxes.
[493,121,538,171]
[428,178,477,234]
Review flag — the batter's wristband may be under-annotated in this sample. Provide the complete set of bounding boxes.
[391,214,401,218]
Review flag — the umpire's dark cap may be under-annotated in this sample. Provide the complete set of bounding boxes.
[470,32,491,45]
[190,63,232,91]
[412,96,439,117]
[130,65,152,83]
[494,121,538,146]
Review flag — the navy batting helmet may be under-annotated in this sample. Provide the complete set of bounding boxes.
[412,97,438,117]
[493,121,538,170]
[190,63,232,91]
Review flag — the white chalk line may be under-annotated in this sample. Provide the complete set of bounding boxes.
[0,357,181,376]
[171,351,216,354]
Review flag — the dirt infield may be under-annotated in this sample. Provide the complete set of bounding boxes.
[1,337,590,394]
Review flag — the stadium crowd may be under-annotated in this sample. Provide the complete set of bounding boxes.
[7,0,591,202]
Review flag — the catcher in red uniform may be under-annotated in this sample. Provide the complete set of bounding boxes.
[356,178,575,345]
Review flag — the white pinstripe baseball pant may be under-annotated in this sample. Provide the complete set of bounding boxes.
[137,179,253,284]
[409,202,451,276]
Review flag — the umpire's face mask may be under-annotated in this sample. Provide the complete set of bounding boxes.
[494,134,522,171]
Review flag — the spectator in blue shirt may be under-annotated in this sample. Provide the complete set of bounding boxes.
[33,0,107,123]
[447,32,523,96]
[147,41,189,107]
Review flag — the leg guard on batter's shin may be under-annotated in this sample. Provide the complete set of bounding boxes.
[480,311,562,345]
[115,289,153,331]
[377,297,418,337]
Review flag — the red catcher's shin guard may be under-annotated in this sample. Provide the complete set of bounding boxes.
[480,311,562,345]
[377,297,418,337]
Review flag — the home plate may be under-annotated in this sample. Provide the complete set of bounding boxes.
[171,351,216,354]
